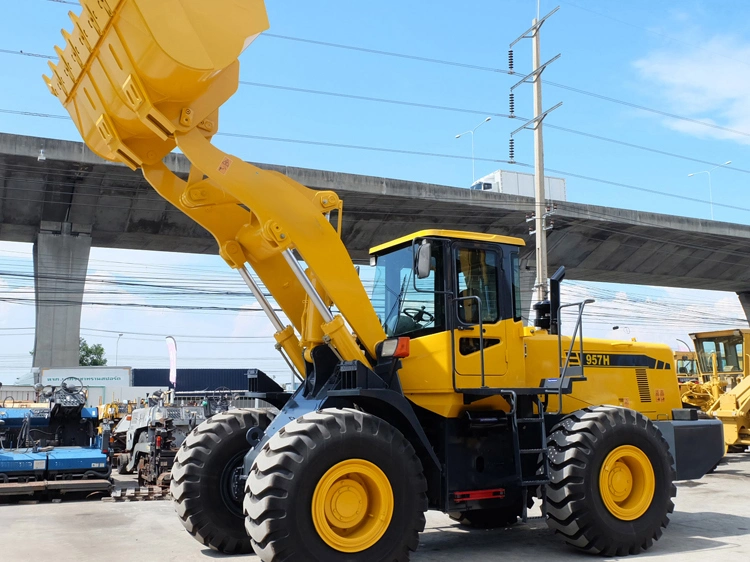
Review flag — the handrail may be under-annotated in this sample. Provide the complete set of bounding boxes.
[554,298,595,414]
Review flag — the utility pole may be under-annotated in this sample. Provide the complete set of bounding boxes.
[531,20,547,303]
[509,7,561,304]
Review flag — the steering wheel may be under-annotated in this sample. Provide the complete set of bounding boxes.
[212,386,231,400]
[402,307,435,324]
[60,377,84,394]
[2,396,14,408]
[41,385,55,399]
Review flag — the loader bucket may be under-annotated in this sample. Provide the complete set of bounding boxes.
[43,0,269,170]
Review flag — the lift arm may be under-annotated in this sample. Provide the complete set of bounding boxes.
[44,0,386,370]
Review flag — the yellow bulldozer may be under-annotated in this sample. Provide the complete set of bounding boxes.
[45,1,723,560]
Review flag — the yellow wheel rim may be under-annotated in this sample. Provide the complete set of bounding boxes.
[312,459,394,553]
[599,445,655,521]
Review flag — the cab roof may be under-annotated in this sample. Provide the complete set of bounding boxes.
[369,229,526,255]
[690,329,750,339]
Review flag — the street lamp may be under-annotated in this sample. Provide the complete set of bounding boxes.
[676,338,692,351]
[116,333,123,365]
[455,116,492,184]
[688,160,731,220]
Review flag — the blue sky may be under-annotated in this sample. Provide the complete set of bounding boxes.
[0,0,748,383]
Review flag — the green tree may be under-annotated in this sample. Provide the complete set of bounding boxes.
[79,337,107,366]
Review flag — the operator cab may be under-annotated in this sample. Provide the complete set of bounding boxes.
[691,329,749,385]
[370,229,525,338]
[369,229,526,388]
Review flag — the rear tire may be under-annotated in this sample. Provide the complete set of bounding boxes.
[171,408,274,554]
[244,408,428,562]
[545,406,675,556]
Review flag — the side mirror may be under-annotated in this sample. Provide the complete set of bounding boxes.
[416,242,432,279]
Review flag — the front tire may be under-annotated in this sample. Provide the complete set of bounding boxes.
[545,406,675,556]
[244,408,428,562]
[171,408,274,554]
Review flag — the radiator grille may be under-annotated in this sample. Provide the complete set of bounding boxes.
[635,368,652,402]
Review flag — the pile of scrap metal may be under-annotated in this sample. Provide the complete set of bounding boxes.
[0,377,112,498]
[112,390,210,488]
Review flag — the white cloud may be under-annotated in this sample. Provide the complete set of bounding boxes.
[633,35,750,144]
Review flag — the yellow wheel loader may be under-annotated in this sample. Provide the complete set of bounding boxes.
[691,329,750,452]
[45,1,723,559]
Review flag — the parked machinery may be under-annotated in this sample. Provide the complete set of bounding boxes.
[693,329,750,452]
[0,377,112,497]
[98,400,135,463]
[672,330,749,451]
[47,1,724,560]
[114,391,206,487]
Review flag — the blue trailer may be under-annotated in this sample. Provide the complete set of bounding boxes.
[0,378,112,497]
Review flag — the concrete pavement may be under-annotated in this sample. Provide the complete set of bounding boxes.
[1,454,749,561]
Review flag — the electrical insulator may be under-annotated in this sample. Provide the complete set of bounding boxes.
[509,138,515,162]
[509,92,515,117]
[508,50,514,72]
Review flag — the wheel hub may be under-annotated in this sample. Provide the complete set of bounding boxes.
[325,478,369,528]
[312,459,394,553]
[599,445,655,521]
[606,461,633,499]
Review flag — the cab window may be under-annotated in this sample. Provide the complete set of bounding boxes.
[696,335,743,373]
[454,247,499,324]
[371,244,445,338]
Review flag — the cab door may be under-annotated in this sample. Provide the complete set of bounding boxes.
[451,244,509,389]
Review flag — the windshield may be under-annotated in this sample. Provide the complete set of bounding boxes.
[371,245,445,337]
[695,335,744,374]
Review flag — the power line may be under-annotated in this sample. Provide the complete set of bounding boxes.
[1,43,743,164]
[543,80,750,139]
[0,109,520,167]
[0,48,55,60]
[11,18,750,141]
[254,34,750,138]
[241,81,750,173]
[262,33,511,74]
[6,58,743,173]
[5,107,750,215]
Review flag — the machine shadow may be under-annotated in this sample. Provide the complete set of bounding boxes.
[413,511,750,559]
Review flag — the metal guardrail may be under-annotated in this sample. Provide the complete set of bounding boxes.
[554,299,595,414]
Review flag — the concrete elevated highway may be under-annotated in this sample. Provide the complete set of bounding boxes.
[2,133,750,367]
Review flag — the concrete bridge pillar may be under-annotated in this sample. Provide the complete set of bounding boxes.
[32,222,91,368]
[738,292,750,325]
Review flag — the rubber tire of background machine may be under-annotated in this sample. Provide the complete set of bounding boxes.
[545,406,675,556]
[116,455,131,475]
[448,503,523,529]
[171,409,275,555]
[136,432,150,487]
[245,408,428,562]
